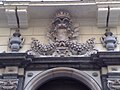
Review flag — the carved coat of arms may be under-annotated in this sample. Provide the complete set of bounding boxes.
[28,10,97,57]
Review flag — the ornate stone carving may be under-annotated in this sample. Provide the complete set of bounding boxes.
[31,39,55,55]
[0,79,18,90]
[8,30,24,52]
[29,10,97,57]
[101,29,118,51]
[107,78,120,90]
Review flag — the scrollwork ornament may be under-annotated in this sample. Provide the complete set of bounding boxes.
[0,79,18,90]
[107,78,120,90]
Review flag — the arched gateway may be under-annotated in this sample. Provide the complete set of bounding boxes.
[24,67,102,90]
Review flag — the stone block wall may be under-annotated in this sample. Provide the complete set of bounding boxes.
[0,19,119,53]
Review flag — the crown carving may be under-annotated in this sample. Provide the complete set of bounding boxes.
[55,10,70,19]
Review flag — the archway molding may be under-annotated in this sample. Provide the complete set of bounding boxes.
[24,67,102,90]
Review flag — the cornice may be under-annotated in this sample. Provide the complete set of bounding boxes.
[0,52,119,70]
[0,1,120,7]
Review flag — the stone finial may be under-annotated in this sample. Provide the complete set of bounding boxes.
[101,29,117,51]
[8,30,24,52]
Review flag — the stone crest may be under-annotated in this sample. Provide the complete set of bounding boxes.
[29,10,97,57]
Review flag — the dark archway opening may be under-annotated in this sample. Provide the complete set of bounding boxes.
[36,77,91,90]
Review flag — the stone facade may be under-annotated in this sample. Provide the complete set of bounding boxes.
[0,23,119,53]
[0,0,120,90]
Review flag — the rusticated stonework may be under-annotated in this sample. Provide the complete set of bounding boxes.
[29,10,97,57]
